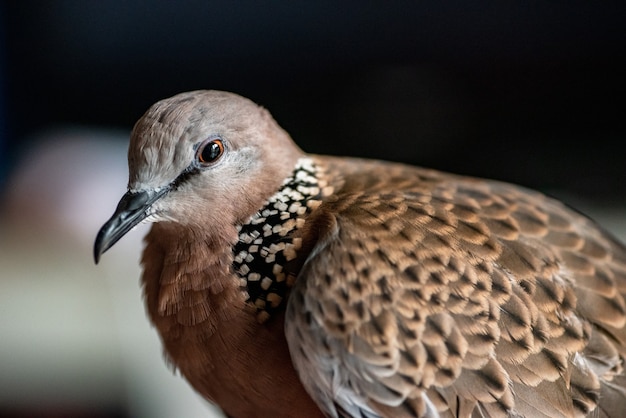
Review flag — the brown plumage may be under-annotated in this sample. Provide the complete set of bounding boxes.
[94,90,626,417]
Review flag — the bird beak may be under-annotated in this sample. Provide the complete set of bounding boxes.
[93,188,168,264]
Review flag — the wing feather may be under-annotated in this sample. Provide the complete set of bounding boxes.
[285,159,626,417]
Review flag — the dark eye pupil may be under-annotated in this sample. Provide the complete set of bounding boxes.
[198,139,224,164]
[203,143,220,161]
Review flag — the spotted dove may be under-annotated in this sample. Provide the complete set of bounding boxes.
[94,90,626,417]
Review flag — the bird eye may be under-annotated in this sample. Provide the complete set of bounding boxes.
[197,138,224,165]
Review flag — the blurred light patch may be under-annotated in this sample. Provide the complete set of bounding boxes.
[0,129,223,417]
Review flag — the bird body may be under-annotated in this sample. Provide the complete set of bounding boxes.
[95,90,626,417]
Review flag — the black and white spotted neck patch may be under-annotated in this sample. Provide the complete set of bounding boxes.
[233,157,326,323]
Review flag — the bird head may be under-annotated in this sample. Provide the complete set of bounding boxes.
[94,90,303,263]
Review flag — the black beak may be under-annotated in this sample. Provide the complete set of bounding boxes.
[93,188,168,264]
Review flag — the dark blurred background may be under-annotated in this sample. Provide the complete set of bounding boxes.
[1,2,625,418]
[2,1,626,199]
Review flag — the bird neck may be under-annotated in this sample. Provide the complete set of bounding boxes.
[141,157,332,332]
[234,157,327,323]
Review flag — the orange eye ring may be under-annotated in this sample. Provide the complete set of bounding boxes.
[197,138,225,165]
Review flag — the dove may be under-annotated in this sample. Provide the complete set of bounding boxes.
[94,90,626,417]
